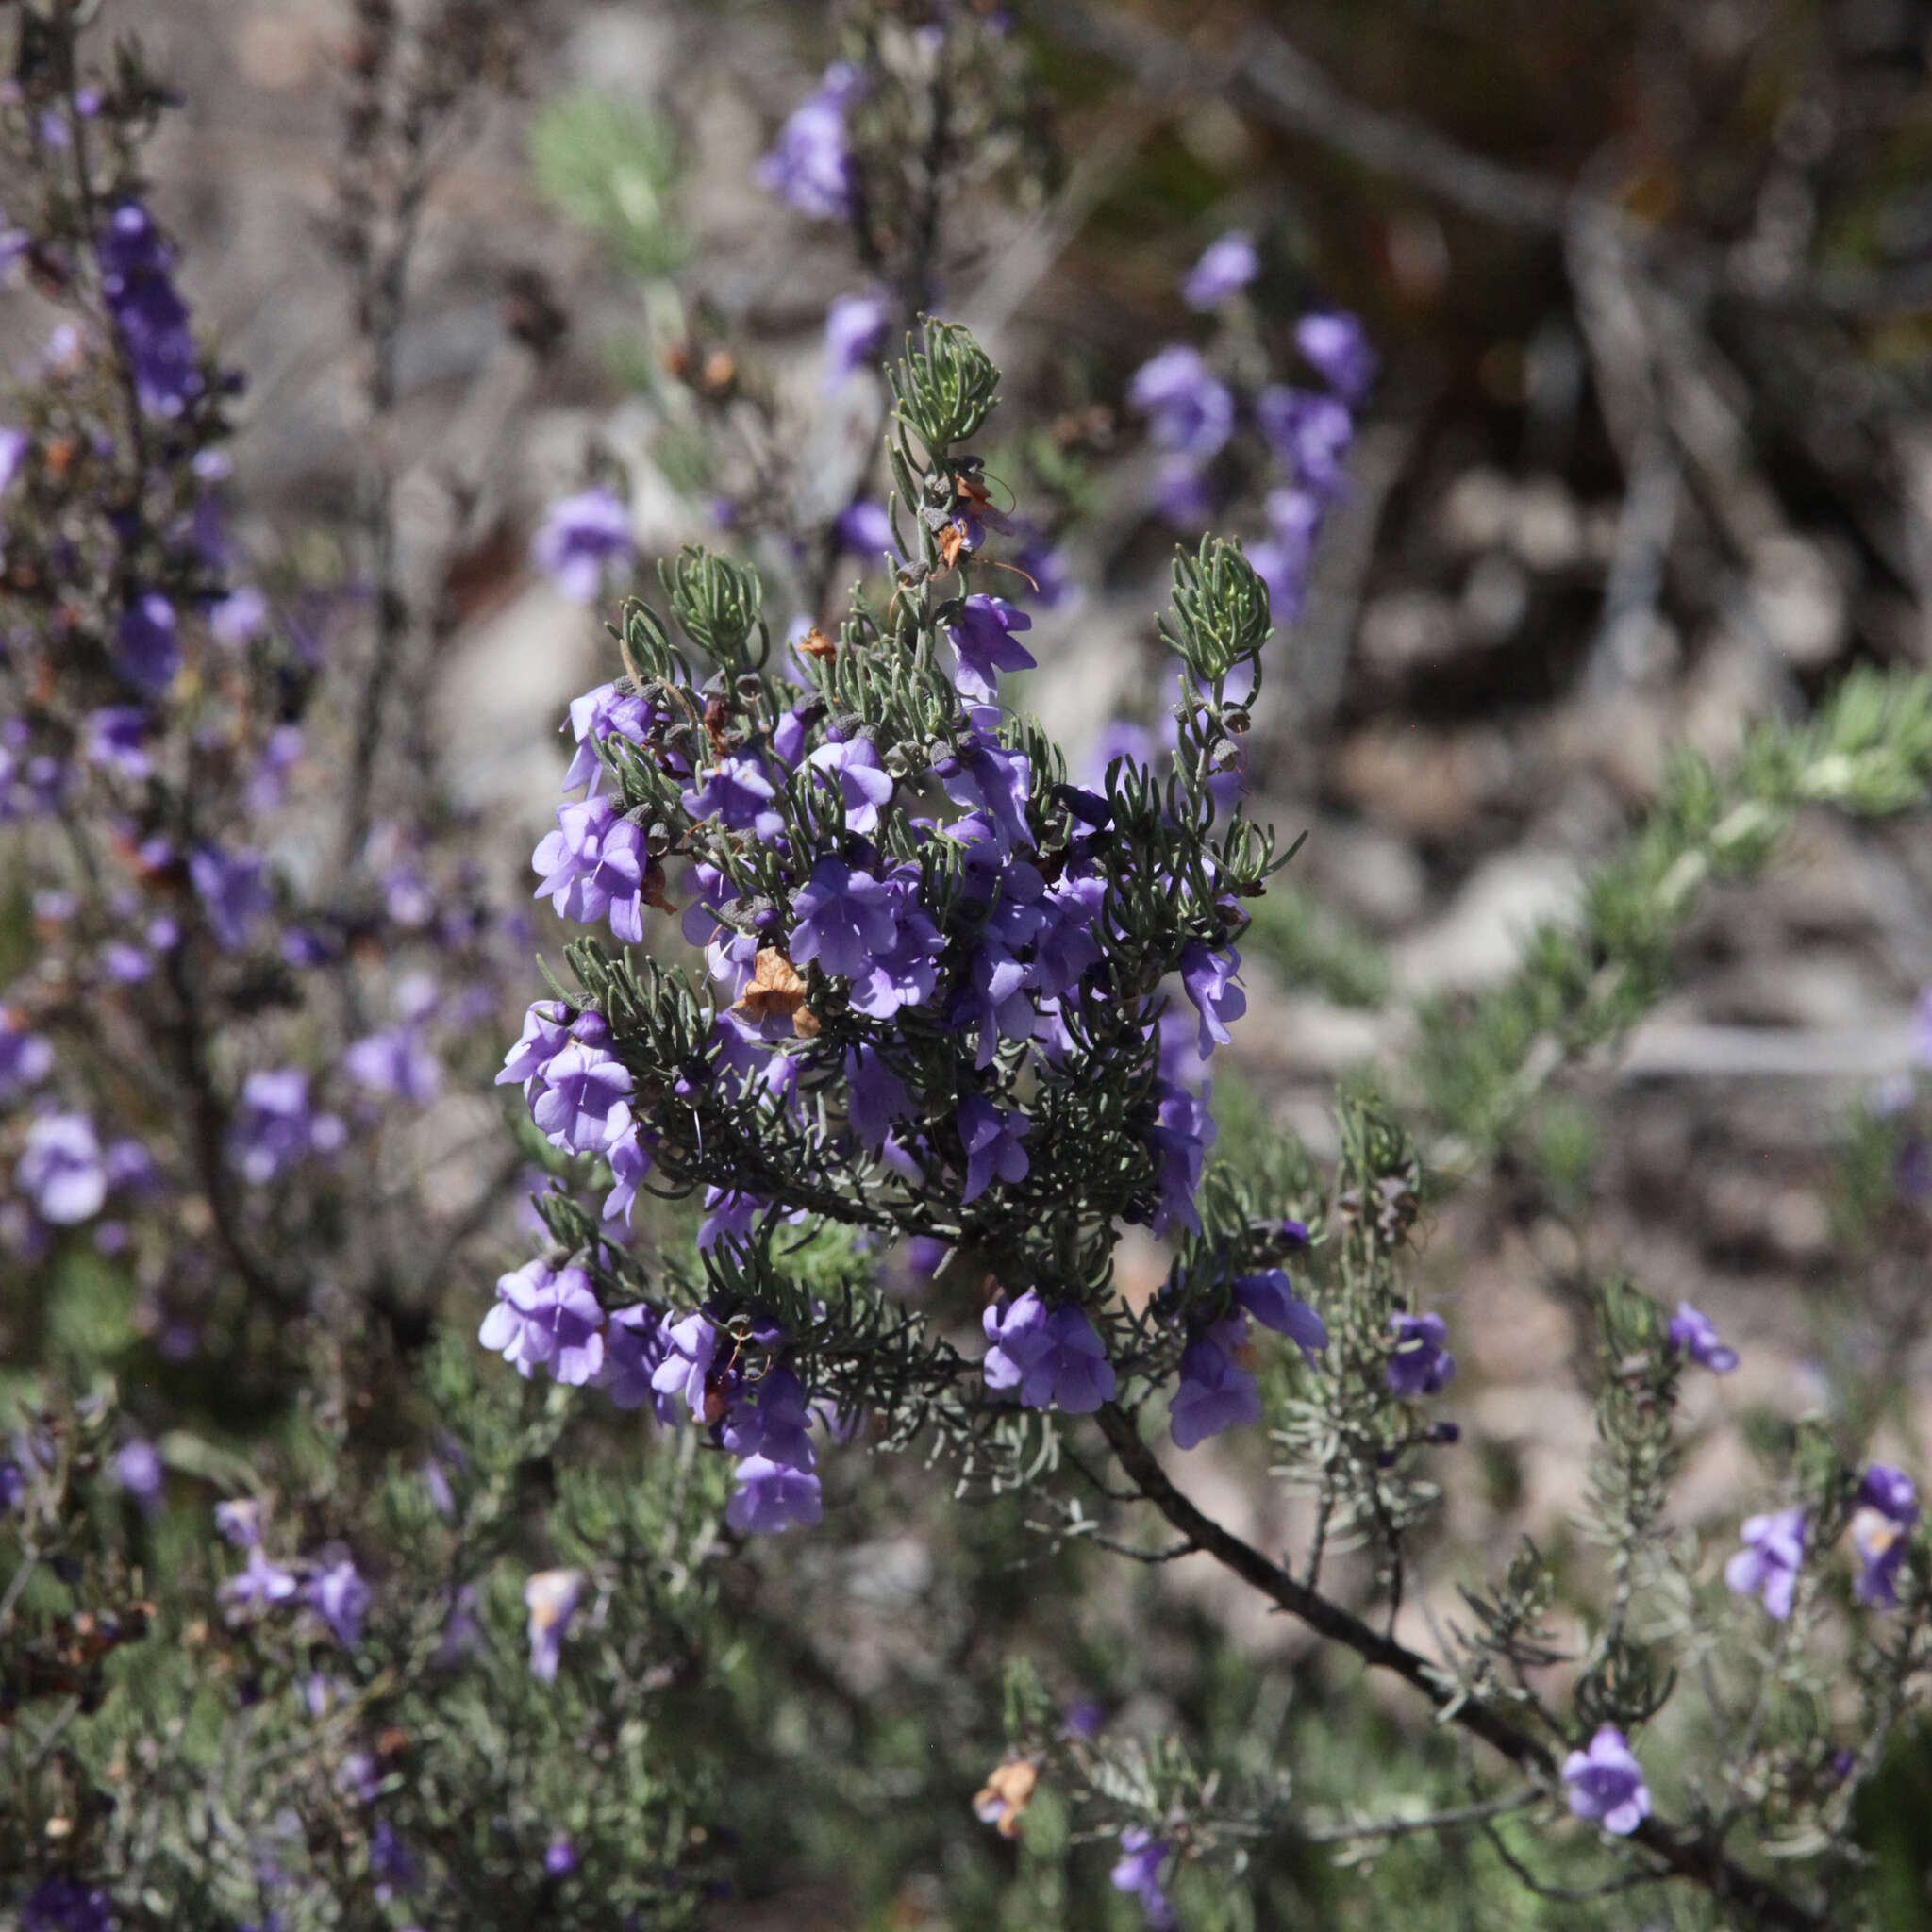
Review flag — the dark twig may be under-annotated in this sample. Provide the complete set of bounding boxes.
[1094,1404,1830,1932]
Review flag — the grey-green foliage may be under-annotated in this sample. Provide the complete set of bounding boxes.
[529,91,683,276]
[1415,667,1932,1173]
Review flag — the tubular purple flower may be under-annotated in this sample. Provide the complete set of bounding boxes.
[958,1094,1030,1203]
[651,1310,721,1416]
[791,854,900,978]
[1233,1271,1327,1360]
[1178,942,1245,1058]
[1562,1725,1651,1836]
[1386,1312,1456,1396]
[308,1558,371,1646]
[478,1260,607,1385]
[723,1365,817,1472]
[113,1439,163,1507]
[726,1453,824,1533]
[214,1498,261,1547]
[981,1291,1116,1413]
[532,798,651,942]
[1853,1466,1918,1607]
[807,735,895,834]
[528,1041,633,1155]
[189,845,270,952]
[1667,1302,1738,1374]
[81,707,152,780]
[933,728,1033,852]
[1257,385,1354,497]
[1109,1828,1175,1930]
[944,594,1035,704]
[1181,230,1258,308]
[97,202,201,416]
[824,291,891,385]
[601,1305,675,1417]
[18,1113,108,1224]
[1129,345,1235,460]
[231,1069,341,1184]
[682,756,784,841]
[836,497,896,560]
[563,681,657,795]
[1142,1078,1214,1236]
[524,1567,583,1682]
[343,1026,441,1105]
[0,1009,54,1097]
[115,592,179,696]
[1170,1317,1263,1449]
[223,1545,299,1611]
[758,62,860,222]
[531,488,632,604]
[209,584,268,648]
[844,1043,912,1151]
[1725,1507,1807,1619]
[1295,310,1378,402]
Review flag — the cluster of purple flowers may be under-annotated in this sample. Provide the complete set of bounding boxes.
[215,1501,371,1647]
[1127,235,1375,628]
[1724,1464,1918,1619]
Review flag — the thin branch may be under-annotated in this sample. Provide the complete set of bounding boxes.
[1093,1404,1831,1932]
[1298,1784,1543,1846]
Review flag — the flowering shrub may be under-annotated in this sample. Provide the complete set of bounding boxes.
[7,3,1932,1929]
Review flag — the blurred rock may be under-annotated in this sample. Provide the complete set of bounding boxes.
[1389,849,1583,995]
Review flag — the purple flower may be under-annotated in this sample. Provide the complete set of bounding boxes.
[370,1817,418,1898]
[0,1009,54,1097]
[18,1113,108,1224]
[214,1498,262,1547]
[603,1125,655,1226]
[1257,385,1353,498]
[209,584,268,648]
[115,592,178,696]
[844,1044,912,1152]
[1142,1078,1213,1237]
[309,1558,371,1646]
[478,1260,607,1385]
[600,1305,675,1417]
[1153,457,1213,527]
[1128,345,1234,460]
[563,681,657,796]
[533,797,653,943]
[758,62,860,222]
[934,727,1033,852]
[1171,1317,1262,1449]
[0,427,25,492]
[682,756,784,841]
[723,1365,817,1473]
[982,1291,1117,1414]
[113,1439,163,1507]
[945,594,1035,704]
[791,855,900,978]
[97,202,201,416]
[1233,1271,1328,1360]
[652,1310,722,1417]
[531,488,632,603]
[343,1026,441,1105]
[189,844,270,952]
[1181,230,1257,308]
[1853,1465,1918,1607]
[1295,309,1377,403]
[726,1453,824,1534]
[1725,1507,1807,1619]
[836,498,896,560]
[1109,1828,1175,1930]
[1178,942,1245,1058]
[1667,1302,1738,1374]
[824,291,891,385]
[958,1094,1029,1203]
[807,735,895,834]
[529,1041,633,1155]
[223,1545,300,1611]
[81,707,152,780]
[1386,1312,1456,1396]
[22,1876,116,1932]
[524,1567,584,1682]
[544,1837,578,1876]
[849,870,944,1019]
[1562,1725,1651,1836]
[230,1069,344,1184]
